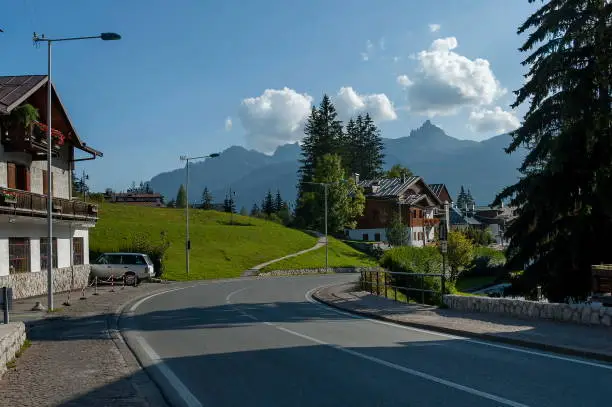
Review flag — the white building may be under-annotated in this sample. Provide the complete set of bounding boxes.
[0,75,102,299]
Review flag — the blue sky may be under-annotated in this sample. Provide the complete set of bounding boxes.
[1,0,536,192]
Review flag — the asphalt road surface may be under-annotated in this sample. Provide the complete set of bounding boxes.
[120,274,612,407]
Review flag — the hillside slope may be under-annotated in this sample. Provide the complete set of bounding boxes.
[89,203,319,280]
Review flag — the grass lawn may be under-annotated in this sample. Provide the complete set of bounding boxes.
[455,275,498,293]
[261,236,378,271]
[90,203,317,280]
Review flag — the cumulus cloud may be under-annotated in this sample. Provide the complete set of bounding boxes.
[238,87,313,153]
[224,117,233,131]
[402,36,506,116]
[334,87,397,122]
[396,75,413,88]
[468,107,520,134]
[428,23,441,33]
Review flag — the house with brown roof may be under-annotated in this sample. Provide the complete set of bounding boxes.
[105,191,164,207]
[428,183,453,205]
[346,176,442,246]
[0,75,102,298]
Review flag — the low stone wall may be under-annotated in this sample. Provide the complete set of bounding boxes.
[0,322,26,377]
[0,265,90,299]
[258,267,382,277]
[443,294,612,327]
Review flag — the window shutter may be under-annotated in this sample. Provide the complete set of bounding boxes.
[7,163,16,189]
[42,170,48,195]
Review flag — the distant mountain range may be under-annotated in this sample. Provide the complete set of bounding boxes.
[148,120,526,211]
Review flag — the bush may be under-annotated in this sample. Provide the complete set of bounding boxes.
[448,230,474,281]
[467,247,506,277]
[463,227,495,246]
[117,231,171,278]
[379,246,451,304]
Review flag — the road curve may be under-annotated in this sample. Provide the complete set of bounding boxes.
[120,275,612,407]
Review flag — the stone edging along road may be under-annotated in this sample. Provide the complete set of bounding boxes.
[311,283,612,364]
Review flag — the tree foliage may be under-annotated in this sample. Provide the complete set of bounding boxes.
[175,184,187,208]
[493,0,612,302]
[386,164,413,180]
[456,186,475,212]
[463,226,495,246]
[201,187,214,210]
[223,192,236,213]
[447,230,474,281]
[263,189,275,216]
[386,213,408,246]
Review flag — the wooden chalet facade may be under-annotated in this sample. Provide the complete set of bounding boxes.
[347,176,443,246]
[0,75,102,298]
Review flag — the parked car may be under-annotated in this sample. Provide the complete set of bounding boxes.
[90,252,155,284]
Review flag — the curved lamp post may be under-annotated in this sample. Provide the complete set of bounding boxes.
[33,32,121,311]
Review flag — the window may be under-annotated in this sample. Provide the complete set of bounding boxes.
[9,238,30,273]
[362,233,369,241]
[374,233,381,242]
[73,237,84,265]
[40,237,58,269]
[6,163,30,191]
[122,254,146,265]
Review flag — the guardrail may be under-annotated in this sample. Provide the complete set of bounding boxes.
[360,269,446,305]
[0,187,97,220]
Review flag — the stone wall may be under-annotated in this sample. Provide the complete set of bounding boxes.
[258,267,382,277]
[443,294,612,327]
[0,265,90,299]
[0,322,26,377]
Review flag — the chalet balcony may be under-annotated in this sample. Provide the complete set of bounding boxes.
[1,122,64,160]
[0,187,98,221]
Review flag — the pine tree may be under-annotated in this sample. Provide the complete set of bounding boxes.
[456,186,467,211]
[223,193,236,213]
[466,189,475,209]
[295,95,344,227]
[360,113,385,179]
[493,0,612,302]
[274,189,284,213]
[201,187,214,210]
[175,184,187,208]
[263,189,275,216]
[250,203,261,217]
[386,164,413,180]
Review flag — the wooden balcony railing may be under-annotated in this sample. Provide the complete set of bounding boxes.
[0,187,98,220]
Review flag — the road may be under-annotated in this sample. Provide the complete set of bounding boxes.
[121,274,612,407]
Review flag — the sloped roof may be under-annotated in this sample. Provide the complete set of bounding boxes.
[428,183,444,197]
[358,177,420,197]
[0,75,47,114]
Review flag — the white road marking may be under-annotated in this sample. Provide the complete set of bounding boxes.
[130,286,197,312]
[226,285,528,406]
[305,285,612,371]
[136,336,203,407]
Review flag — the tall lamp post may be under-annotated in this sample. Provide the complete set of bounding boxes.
[33,32,121,311]
[179,153,219,276]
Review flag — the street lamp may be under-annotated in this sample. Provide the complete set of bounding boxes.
[179,153,220,276]
[33,32,121,311]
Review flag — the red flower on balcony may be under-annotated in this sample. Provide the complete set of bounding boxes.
[33,121,66,146]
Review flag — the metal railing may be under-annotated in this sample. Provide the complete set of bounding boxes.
[360,269,446,305]
[0,186,98,220]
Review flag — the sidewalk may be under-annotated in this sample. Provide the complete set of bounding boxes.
[314,283,612,362]
[0,281,178,407]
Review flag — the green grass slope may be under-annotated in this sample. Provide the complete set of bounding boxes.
[261,237,378,271]
[90,203,317,280]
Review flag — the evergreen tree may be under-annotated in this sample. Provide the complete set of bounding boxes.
[295,95,344,226]
[341,117,359,176]
[360,113,385,179]
[456,186,467,211]
[166,198,176,208]
[239,206,249,216]
[263,189,275,216]
[175,184,187,208]
[201,187,214,210]
[493,0,612,302]
[223,193,236,213]
[274,189,284,213]
[250,203,261,217]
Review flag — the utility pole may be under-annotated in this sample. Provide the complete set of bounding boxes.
[324,183,328,272]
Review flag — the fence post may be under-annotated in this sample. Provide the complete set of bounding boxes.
[394,283,397,302]
[360,270,364,290]
[441,274,446,298]
[421,274,425,304]
[376,271,380,296]
[93,277,99,295]
[384,272,387,298]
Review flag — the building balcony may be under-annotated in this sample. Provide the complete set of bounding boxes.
[1,124,64,160]
[0,187,98,221]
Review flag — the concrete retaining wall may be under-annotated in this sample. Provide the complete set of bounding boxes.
[443,294,612,327]
[258,267,383,277]
[0,265,90,299]
[0,322,26,377]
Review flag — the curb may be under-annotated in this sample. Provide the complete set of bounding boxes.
[312,287,612,364]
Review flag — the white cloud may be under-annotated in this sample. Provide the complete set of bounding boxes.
[468,106,520,134]
[334,87,397,122]
[396,75,413,88]
[238,87,313,153]
[360,52,370,61]
[429,23,441,33]
[402,36,506,116]
[393,56,400,63]
[224,117,233,131]
[361,39,374,61]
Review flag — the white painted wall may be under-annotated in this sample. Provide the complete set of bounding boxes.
[0,144,7,188]
[0,217,91,276]
[346,228,387,242]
